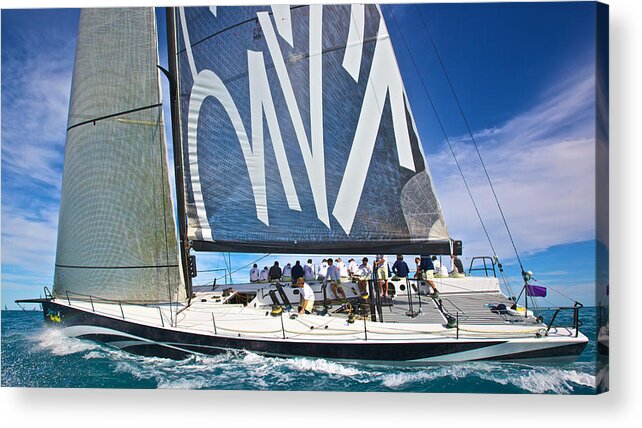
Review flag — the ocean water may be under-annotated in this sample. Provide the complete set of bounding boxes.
[1,308,599,394]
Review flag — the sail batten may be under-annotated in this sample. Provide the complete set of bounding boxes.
[176,5,451,254]
[53,8,185,303]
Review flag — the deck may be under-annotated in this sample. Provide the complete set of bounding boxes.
[325,291,538,326]
[198,277,539,327]
[383,292,537,325]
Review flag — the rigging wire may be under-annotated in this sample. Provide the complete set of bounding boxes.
[386,6,516,299]
[386,6,497,259]
[213,253,273,282]
[413,4,526,275]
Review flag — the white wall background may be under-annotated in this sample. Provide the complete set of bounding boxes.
[0,0,637,426]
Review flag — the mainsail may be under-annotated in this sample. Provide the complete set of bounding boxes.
[175,5,451,253]
[53,8,185,303]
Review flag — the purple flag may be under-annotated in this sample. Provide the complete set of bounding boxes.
[526,285,547,297]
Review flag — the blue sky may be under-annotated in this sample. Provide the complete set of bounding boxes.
[1,3,601,308]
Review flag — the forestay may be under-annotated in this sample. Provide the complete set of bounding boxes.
[53,8,186,303]
[176,5,451,253]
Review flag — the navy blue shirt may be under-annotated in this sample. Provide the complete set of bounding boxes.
[420,256,434,272]
[291,264,304,281]
[392,260,410,277]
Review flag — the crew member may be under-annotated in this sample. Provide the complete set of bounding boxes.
[392,255,410,278]
[295,277,315,315]
[291,260,305,282]
[259,266,269,282]
[375,254,389,297]
[450,254,465,278]
[249,263,260,283]
[357,257,372,295]
[326,258,346,300]
[415,256,439,297]
[268,261,282,281]
[304,259,316,281]
[282,263,292,281]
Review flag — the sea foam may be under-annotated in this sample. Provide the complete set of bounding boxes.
[35,328,100,356]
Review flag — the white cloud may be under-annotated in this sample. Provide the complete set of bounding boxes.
[431,66,596,260]
[2,28,75,189]
[1,16,75,297]
[1,208,58,274]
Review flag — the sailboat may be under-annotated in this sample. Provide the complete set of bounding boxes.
[18,5,588,362]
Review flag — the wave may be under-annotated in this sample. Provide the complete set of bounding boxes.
[243,352,368,378]
[380,362,595,394]
[84,350,370,389]
[505,367,595,394]
[381,368,456,388]
[34,327,100,356]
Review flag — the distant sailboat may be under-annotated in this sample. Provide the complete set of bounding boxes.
[18,6,587,362]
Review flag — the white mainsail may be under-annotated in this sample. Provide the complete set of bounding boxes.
[53,8,185,303]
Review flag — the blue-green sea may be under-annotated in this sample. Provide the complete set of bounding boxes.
[1,308,602,394]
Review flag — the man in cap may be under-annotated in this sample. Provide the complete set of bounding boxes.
[347,258,358,278]
[375,254,389,297]
[357,257,372,295]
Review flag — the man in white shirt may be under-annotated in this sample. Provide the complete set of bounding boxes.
[357,257,372,295]
[249,263,260,283]
[347,258,358,278]
[304,259,316,281]
[432,256,448,277]
[336,257,349,278]
[259,266,269,282]
[318,259,328,281]
[326,258,346,300]
[282,263,292,280]
[295,277,315,315]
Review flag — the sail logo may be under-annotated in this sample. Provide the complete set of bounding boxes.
[180,5,417,237]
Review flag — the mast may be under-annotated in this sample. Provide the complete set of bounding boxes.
[165,7,192,300]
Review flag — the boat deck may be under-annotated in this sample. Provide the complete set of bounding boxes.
[44,286,585,355]
[196,277,539,327]
[327,291,538,326]
[47,275,557,346]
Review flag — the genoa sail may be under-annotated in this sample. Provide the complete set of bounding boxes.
[175,5,451,254]
[53,8,186,303]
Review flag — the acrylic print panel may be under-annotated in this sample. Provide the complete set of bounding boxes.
[1,2,607,395]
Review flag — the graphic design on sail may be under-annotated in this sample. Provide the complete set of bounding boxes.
[175,5,451,253]
[53,8,185,303]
